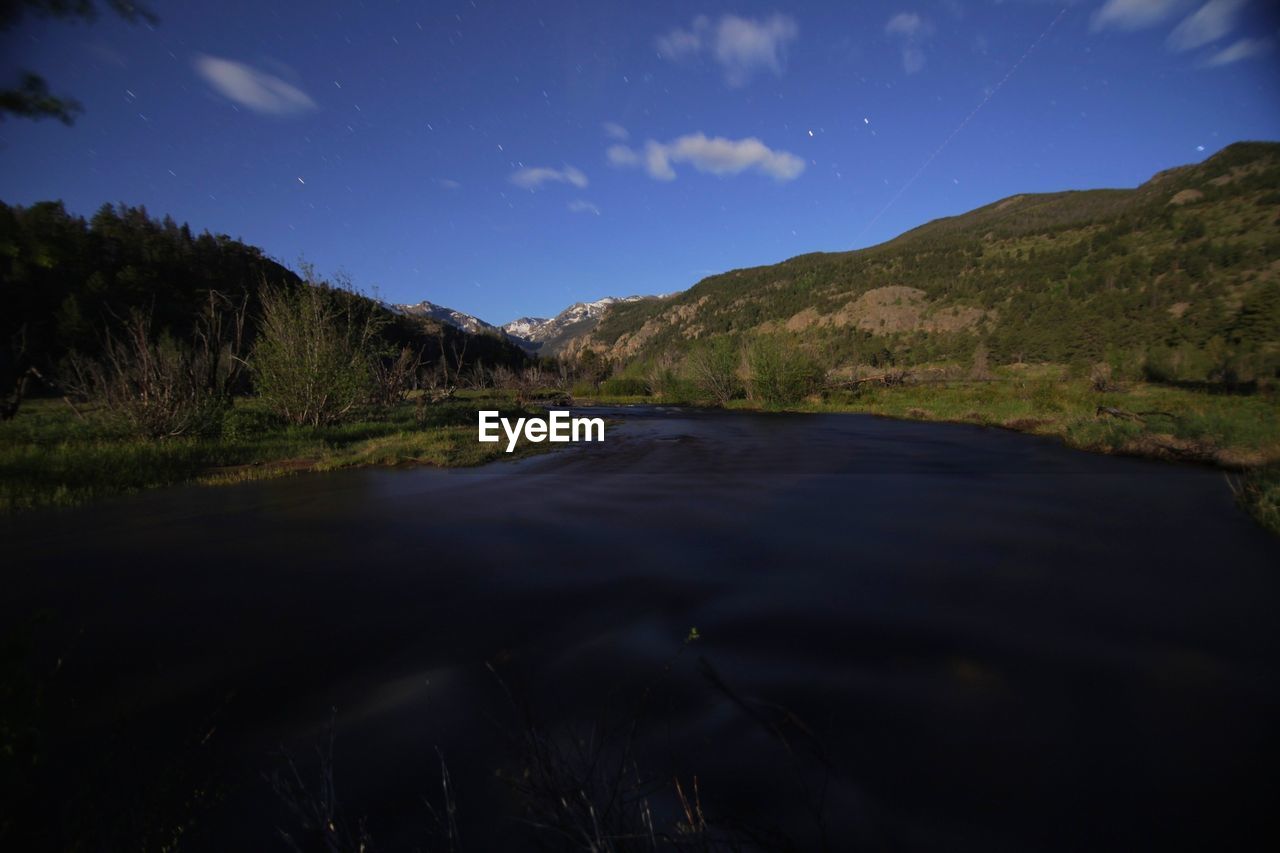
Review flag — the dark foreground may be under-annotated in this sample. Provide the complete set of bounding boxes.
[3,408,1279,851]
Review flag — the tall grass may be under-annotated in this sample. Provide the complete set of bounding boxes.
[0,392,548,512]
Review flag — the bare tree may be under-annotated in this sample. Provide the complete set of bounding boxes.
[513,365,546,407]
[490,364,515,390]
[1,324,34,421]
[686,338,742,405]
[64,291,247,438]
[370,345,423,408]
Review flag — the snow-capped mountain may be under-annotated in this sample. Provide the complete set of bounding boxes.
[389,294,664,355]
[501,316,549,340]
[499,296,649,352]
[392,300,498,336]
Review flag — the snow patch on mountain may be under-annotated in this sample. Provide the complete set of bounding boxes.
[500,296,649,349]
[389,293,667,355]
[393,300,498,336]
[501,316,549,339]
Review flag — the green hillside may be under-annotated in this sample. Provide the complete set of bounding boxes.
[592,141,1280,382]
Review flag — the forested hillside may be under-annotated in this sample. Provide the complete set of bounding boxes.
[0,201,528,397]
[592,141,1280,382]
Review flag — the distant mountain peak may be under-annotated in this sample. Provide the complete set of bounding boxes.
[500,295,654,353]
[389,293,667,355]
[392,299,497,336]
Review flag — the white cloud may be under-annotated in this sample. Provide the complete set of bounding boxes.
[193,54,316,115]
[643,142,677,180]
[1091,0,1186,32]
[1204,35,1273,64]
[885,12,924,38]
[606,144,640,167]
[567,199,601,215]
[509,165,588,190]
[714,14,799,86]
[602,122,629,141]
[435,178,461,190]
[884,11,934,74]
[656,13,799,87]
[1167,0,1247,51]
[609,133,805,182]
[656,15,710,61]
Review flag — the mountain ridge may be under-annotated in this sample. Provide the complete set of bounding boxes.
[582,141,1280,381]
[393,294,663,355]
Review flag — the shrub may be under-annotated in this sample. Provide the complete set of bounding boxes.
[220,405,279,442]
[252,281,384,427]
[654,377,700,404]
[686,337,742,404]
[599,377,648,396]
[1089,362,1114,392]
[1143,346,1177,383]
[746,334,821,406]
[643,351,680,397]
[1029,380,1062,413]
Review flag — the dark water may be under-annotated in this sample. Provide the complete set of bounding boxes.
[4,408,1279,851]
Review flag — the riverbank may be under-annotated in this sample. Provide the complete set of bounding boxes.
[806,379,1280,537]
[5,378,1277,534]
[0,391,548,513]
[577,375,1280,533]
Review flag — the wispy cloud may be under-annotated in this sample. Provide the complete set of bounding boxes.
[1091,0,1186,32]
[885,12,925,38]
[1091,0,1263,68]
[608,133,804,182]
[884,11,933,74]
[1204,34,1273,64]
[193,54,316,115]
[567,199,601,215]
[607,144,640,167]
[1167,0,1247,51]
[509,165,588,190]
[656,13,799,87]
[602,122,629,141]
[656,15,709,61]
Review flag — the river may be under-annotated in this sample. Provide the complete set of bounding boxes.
[3,408,1278,851]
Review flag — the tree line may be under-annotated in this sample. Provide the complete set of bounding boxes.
[0,200,529,429]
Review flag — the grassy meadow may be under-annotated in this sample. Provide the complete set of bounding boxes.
[4,367,1277,536]
[0,390,548,513]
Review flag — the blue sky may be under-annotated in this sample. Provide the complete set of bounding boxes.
[1,0,1278,323]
